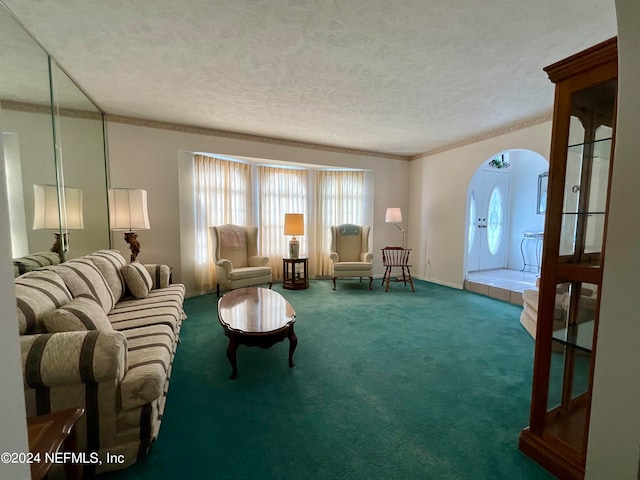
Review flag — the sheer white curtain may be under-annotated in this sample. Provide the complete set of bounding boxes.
[314,170,366,276]
[193,154,252,291]
[258,166,307,279]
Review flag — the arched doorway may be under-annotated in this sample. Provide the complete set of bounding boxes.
[464,149,549,299]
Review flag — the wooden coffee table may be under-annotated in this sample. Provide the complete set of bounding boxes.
[218,287,297,379]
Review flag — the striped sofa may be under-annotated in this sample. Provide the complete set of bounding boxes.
[13,251,60,277]
[16,249,186,474]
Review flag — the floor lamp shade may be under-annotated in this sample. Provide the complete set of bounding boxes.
[33,184,84,230]
[385,207,406,247]
[385,207,402,224]
[33,184,84,257]
[284,213,304,258]
[109,189,150,231]
[108,188,150,262]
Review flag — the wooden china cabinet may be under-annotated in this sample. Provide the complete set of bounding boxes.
[518,38,617,479]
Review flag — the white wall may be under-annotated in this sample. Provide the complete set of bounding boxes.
[106,122,411,294]
[0,111,31,480]
[408,121,552,288]
[506,149,548,271]
[586,1,640,477]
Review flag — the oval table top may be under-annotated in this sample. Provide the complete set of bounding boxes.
[218,287,296,334]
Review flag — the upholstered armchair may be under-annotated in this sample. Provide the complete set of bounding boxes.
[211,225,273,296]
[330,224,373,290]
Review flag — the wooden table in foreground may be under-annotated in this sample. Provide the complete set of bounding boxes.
[218,287,297,379]
[28,407,84,480]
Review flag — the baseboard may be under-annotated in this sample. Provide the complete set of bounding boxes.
[412,275,463,290]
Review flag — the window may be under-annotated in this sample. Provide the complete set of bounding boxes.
[487,186,503,255]
[258,166,307,278]
[193,154,251,290]
[193,153,367,289]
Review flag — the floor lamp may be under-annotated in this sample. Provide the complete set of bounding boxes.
[33,184,84,258]
[385,207,406,248]
[109,188,150,262]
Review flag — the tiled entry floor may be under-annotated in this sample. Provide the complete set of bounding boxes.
[464,268,538,306]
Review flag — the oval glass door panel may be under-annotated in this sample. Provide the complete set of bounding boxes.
[468,192,477,254]
[487,186,503,255]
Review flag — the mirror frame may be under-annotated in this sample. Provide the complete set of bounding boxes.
[537,172,548,215]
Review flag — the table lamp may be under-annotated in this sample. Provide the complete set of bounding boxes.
[109,188,150,262]
[284,213,304,258]
[33,184,84,256]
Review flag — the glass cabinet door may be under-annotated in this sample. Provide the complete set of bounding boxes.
[559,80,616,265]
[541,77,616,458]
[519,37,617,480]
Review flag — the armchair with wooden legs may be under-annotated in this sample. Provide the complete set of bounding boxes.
[330,224,373,290]
[211,225,273,296]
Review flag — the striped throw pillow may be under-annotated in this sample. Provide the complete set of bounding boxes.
[43,296,113,332]
[122,262,153,299]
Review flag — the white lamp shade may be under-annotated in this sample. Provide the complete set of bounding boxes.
[385,207,402,223]
[284,213,304,236]
[33,184,84,230]
[109,188,150,231]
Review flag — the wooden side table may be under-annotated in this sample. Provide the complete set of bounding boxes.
[282,257,309,290]
[28,408,84,480]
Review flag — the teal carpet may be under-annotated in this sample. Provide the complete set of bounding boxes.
[104,279,553,480]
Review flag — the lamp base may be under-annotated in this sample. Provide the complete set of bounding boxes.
[289,238,299,259]
[124,231,141,262]
[50,233,68,258]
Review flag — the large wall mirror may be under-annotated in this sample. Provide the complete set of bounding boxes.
[0,3,110,264]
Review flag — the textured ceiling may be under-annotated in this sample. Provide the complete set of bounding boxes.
[1,0,617,156]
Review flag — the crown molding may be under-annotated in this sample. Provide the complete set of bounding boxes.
[0,100,103,120]
[2,101,552,162]
[410,113,552,160]
[104,114,411,161]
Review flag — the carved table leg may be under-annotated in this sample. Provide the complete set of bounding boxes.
[226,339,239,379]
[288,325,297,368]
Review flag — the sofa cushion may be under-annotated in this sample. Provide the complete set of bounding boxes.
[109,302,182,335]
[120,324,174,409]
[15,269,73,335]
[89,249,127,301]
[122,262,153,299]
[43,296,113,332]
[115,285,186,317]
[53,258,116,313]
[227,266,272,281]
[333,261,373,272]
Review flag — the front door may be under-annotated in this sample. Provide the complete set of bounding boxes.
[468,170,511,271]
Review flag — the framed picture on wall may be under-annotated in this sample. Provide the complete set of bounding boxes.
[537,172,548,214]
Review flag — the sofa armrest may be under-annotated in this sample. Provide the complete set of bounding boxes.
[21,330,127,388]
[247,256,269,267]
[361,252,373,263]
[329,252,339,263]
[143,263,172,289]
